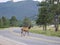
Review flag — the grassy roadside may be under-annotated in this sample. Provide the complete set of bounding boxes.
[0,27,8,29]
[0,27,10,30]
[30,26,60,37]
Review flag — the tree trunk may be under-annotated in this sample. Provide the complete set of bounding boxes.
[55,24,58,32]
[44,24,47,31]
[43,25,47,31]
[54,17,59,32]
[43,25,45,31]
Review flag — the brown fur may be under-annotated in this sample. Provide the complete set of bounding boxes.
[21,26,31,36]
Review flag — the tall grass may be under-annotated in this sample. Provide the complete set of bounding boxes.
[30,26,60,37]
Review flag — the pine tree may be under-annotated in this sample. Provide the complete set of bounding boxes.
[0,18,3,28]
[1,16,10,28]
[36,1,54,31]
[22,17,32,27]
[10,16,18,27]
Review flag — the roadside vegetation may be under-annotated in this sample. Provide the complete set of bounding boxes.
[30,26,60,37]
[0,16,32,28]
[0,16,19,28]
[32,0,60,37]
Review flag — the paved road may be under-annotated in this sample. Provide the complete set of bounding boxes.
[0,27,60,45]
[0,35,27,45]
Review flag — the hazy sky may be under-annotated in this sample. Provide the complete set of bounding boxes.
[0,0,42,2]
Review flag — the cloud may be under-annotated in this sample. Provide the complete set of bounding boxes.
[13,0,25,2]
[37,0,42,2]
[0,0,24,2]
[0,0,9,2]
[33,0,42,2]
[0,0,42,2]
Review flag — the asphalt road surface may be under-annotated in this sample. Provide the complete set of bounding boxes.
[0,27,60,45]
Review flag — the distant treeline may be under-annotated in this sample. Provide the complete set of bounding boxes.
[0,16,19,28]
[0,16,34,28]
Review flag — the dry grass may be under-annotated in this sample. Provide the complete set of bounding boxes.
[30,25,60,37]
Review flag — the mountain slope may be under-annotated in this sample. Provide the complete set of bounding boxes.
[0,1,38,20]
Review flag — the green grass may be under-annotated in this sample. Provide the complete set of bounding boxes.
[30,26,60,37]
[0,27,8,30]
[30,29,60,37]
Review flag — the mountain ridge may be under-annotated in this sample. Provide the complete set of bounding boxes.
[0,1,38,20]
